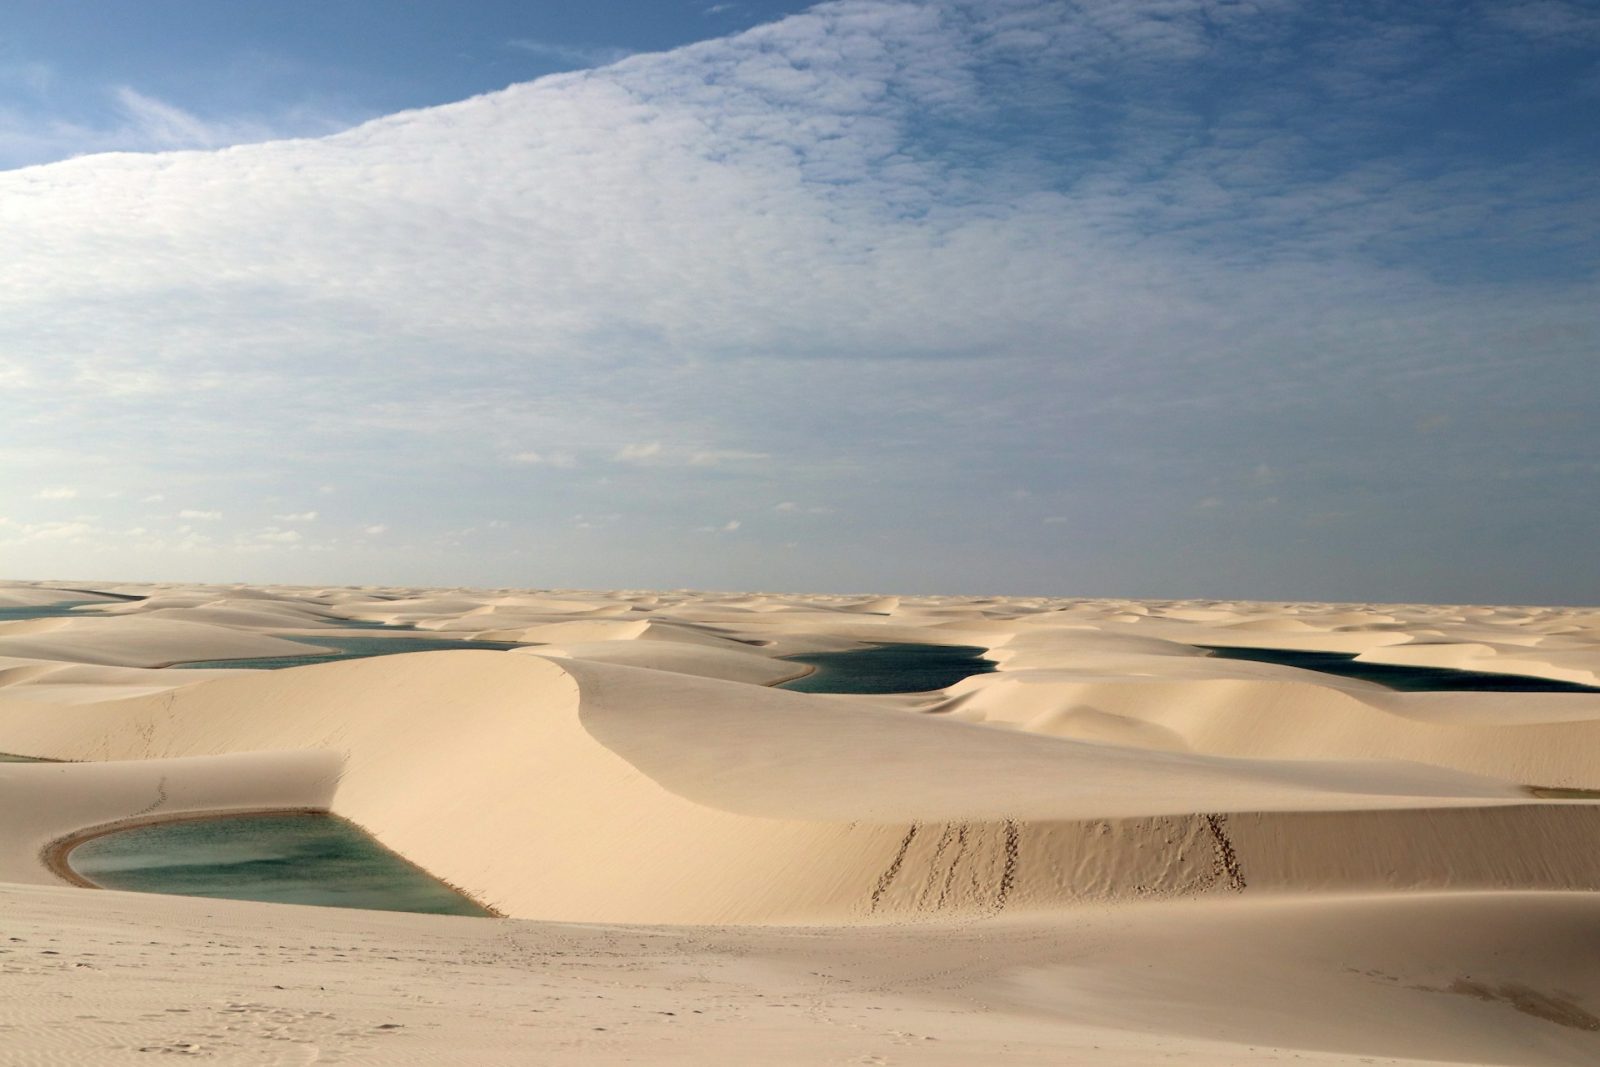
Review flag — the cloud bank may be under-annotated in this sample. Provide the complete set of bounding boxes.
[1,0,1595,600]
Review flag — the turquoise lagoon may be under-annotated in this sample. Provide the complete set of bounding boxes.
[68,812,491,916]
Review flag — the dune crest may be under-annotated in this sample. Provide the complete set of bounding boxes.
[4,581,1600,1062]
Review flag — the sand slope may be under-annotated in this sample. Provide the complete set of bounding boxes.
[3,883,1598,1065]
[3,580,1600,1063]
[0,645,1583,924]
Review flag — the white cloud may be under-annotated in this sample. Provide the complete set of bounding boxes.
[363,524,388,535]
[614,443,664,463]
[33,521,93,541]
[272,511,318,522]
[689,449,769,466]
[509,450,577,467]
[32,487,77,500]
[177,509,223,521]
[0,84,357,171]
[613,444,767,467]
[571,513,620,531]
[1490,1,1600,43]
[113,87,232,150]
[0,1,1591,600]
[0,519,96,544]
[253,528,302,544]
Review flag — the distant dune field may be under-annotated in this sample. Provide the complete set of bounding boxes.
[4,579,1600,1064]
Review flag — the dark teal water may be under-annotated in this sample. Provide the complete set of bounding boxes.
[324,617,405,629]
[1202,646,1600,694]
[0,601,102,621]
[69,812,491,916]
[779,643,995,694]
[174,635,522,669]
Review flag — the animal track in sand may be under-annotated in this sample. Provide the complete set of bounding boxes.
[1419,978,1600,1031]
[1201,813,1246,892]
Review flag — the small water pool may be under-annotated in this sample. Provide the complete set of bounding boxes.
[67,812,492,916]
[0,601,104,622]
[1201,646,1600,694]
[174,635,523,670]
[779,642,995,694]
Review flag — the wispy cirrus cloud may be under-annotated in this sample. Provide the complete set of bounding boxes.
[505,38,635,70]
[0,81,357,170]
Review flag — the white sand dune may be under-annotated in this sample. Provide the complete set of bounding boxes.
[2,580,1600,1062]
[516,639,809,685]
[1360,641,1600,687]
[0,751,340,886]
[7,880,1598,1066]
[0,581,126,608]
[0,614,333,667]
[0,650,1544,924]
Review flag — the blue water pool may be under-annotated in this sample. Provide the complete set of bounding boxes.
[174,634,523,670]
[779,642,995,694]
[0,600,106,622]
[1201,646,1600,694]
[67,812,492,916]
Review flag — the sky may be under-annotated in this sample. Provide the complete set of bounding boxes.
[1,0,1597,604]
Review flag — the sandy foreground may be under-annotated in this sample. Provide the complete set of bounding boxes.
[3,580,1600,1064]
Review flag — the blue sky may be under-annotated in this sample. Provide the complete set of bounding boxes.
[1,1,1597,603]
[0,0,818,165]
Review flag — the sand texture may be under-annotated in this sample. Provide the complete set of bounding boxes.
[3,580,1600,1063]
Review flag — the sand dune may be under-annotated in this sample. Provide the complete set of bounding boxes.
[0,649,1541,924]
[0,614,332,667]
[9,880,1598,1065]
[0,581,126,608]
[2,580,1600,1062]
[0,750,339,886]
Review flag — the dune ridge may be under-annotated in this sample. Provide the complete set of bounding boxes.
[3,579,1600,1062]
